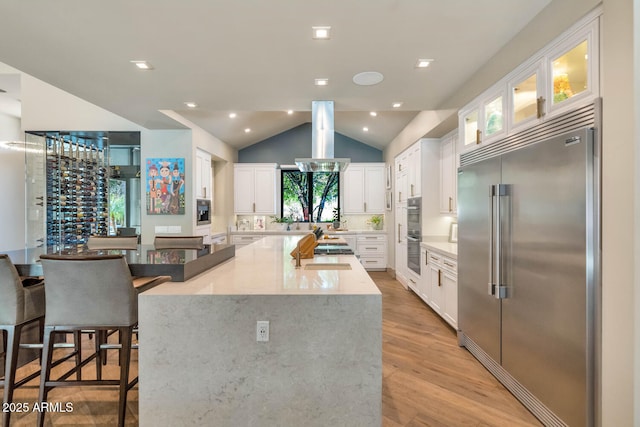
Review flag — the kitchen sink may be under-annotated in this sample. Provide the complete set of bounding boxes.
[304,263,352,270]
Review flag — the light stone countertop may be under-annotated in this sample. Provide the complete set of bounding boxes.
[230,229,387,235]
[143,235,381,296]
[421,240,458,258]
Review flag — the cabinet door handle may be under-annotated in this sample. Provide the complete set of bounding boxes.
[253,202,255,213]
[537,96,546,118]
[476,129,482,145]
[203,187,206,198]
[398,224,401,243]
[449,197,452,212]
[410,184,414,197]
[438,269,442,287]
[398,191,402,202]
[364,202,367,212]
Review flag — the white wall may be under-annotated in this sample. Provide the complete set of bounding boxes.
[0,112,25,250]
[159,110,238,235]
[600,0,636,425]
[139,129,193,244]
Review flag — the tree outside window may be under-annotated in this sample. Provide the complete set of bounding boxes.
[282,170,339,222]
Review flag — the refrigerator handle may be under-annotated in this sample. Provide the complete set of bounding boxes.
[495,184,509,299]
[488,185,496,296]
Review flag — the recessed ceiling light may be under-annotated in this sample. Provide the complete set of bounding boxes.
[415,59,433,68]
[287,110,294,115]
[130,60,153,70]
[315,78,329,86]
[244,128,251,133]
[312,26,331,40]
[229,113,237,119]
[353,71,384,86]
[184,102,197,108]
[363,127,369,132]
[392,102,403,108]
[370,112,377,117]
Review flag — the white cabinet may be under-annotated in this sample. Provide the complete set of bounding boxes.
[357,234,387,271]
[211,234,227,245]
[458,15,599,155]
[425,249,458,329]
[407,144,421,198]
[418,247,431,303]
[394,204,408,287]
[459,89,506,155]
[195,149,212,200]
[230,234,264,248]
[234,164,278,214]
[343,163,385,214]
[394,142,420,204]
[440,132,457,214]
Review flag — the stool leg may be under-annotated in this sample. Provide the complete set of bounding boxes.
[73,330,82,380]
[2,324,22,427]
[117,327,133,427]
[95,330,102,381]
[37,326,55,427]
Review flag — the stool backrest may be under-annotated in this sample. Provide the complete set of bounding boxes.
[0,254,24,324]
[40,254,138,327]
[87,235,138,250]
[154,236,204,249]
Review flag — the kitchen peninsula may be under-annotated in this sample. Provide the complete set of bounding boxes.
[138,235,382,427]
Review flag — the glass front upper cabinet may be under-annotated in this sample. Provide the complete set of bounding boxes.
[483,94,504,138]
[551,40,588,105]
[512,71,540,126]
[462,108,479,147]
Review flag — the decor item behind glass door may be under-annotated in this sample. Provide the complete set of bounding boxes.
[407,197,421,275]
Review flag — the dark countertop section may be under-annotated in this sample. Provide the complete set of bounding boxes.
[6,244,235,282]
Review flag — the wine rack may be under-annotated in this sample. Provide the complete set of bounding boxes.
[44,135,109,249]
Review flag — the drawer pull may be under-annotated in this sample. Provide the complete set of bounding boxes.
[409,278,416,284]
[364,247,377,250]
[430,255,439,261]
[444,261,455,268]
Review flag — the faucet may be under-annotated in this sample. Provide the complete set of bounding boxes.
[295,240,302,268]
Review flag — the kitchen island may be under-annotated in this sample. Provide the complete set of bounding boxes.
[138,235,382,427]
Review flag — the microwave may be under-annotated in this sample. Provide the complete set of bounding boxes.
[196,199,211,225]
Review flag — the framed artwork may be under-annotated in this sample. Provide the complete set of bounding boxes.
[146,158,185,215]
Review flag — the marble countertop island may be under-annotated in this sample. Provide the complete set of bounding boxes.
[139,235,382,427]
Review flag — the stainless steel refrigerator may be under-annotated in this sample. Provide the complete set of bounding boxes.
[458,109,600,427]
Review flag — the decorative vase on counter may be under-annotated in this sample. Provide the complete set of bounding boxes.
[333,221,341,230]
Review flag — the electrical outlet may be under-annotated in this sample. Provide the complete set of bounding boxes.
[256,321,269,342]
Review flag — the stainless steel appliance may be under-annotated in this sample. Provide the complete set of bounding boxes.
[457,104,600,427]
[196,199,211,225]
[407,197,421,275]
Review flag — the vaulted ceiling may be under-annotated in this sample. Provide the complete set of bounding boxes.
[0,0,551,150]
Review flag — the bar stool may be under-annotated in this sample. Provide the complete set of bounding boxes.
[38,254,139,427]
[87,235,138,250]
[0,254,45,427]
[154,235,204,249]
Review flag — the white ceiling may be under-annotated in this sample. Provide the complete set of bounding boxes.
[0,0,551,150]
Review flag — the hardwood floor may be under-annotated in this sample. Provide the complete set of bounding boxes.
[4,271,541,426]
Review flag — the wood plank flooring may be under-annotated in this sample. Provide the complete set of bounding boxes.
[4,271,541,426]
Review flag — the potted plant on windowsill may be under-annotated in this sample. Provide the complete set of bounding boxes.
[270,215,294,231]
[332,208,341,230]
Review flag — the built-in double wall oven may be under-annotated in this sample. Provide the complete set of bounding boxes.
[407,197,421,275]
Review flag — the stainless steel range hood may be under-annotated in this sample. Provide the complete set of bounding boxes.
[295,101,350,172]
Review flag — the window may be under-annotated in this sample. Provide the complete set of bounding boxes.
[281,170,339,222]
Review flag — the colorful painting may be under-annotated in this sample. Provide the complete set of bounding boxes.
[146,157,185,215]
